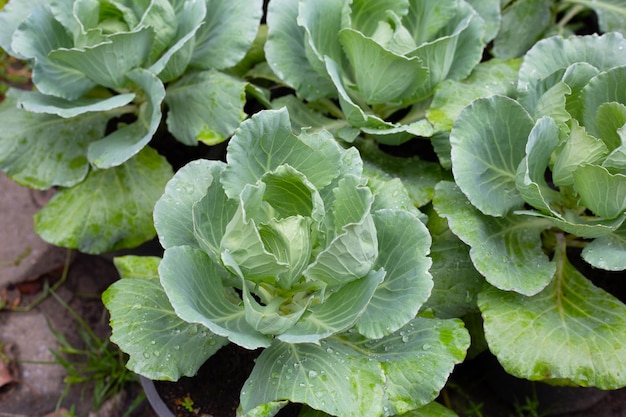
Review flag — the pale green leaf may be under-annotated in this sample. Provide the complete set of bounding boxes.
[573,164,626,219]
[148,0,207,81]
[581,65,626,138]
[429,1,486,83]
[222,108,344,198]
[0,95,106,189]
[582,225,626,271]
[220,184,289,284]
[339,28,427,104]
[553,120,609,187]
[427,58,521,133]
[88,68,165,168]
[355,209,433,339]
[403,0,455,45]
[138,0,177,61]
[190,0,262,70]
[517,209,626,239]
[516,116,562,213]
[464,0,500,42]
[191,174,238,261]
[479,246,626,389]
[278,269,385,343]
[241,340,384,417]
[596,102,626,152]
[303,176,378,286]
[450,95,533,216]
[422,208,484,319]
[34,147,173,254]
[265,0,336,101]
[518,32,626,92]
[243,317,469,417]
[159,245,272,349]
[0,0,47,57]
[434,181,555,296]
[492,0,551,59]
[347,0,409,41]
[103,256,227,380]
[49,27,154,89]
[154,159,225,250]
[113,255,163,280]
[14,90,135,118]
[562,62,602,121]
[10,5,96,99]
[165,69,246,146]
[350,318,470,414]
[298,0,346,73]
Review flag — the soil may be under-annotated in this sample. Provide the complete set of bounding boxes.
[154,344,300,417]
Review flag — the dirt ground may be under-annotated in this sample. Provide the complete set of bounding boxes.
[0,173,158,417]
[0,172,625,417]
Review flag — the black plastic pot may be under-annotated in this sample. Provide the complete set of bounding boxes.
[141,376,175,417]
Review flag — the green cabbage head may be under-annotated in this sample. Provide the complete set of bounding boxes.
[104,108,471,417]
[435,33,626,390]
[265,0,498,144]
[154,107,434,346]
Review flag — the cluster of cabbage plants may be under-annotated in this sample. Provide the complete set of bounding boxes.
[0,0,262,253]
[1,0,626,416]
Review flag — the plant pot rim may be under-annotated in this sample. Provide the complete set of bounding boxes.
[140,376,175,417]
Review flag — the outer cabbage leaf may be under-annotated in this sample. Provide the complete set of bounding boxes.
[148,0,207,81]
[355,209,433,339]
[434,181,555,296]
[422,207,484,319]
[222,108,345,197]
[491,0,551,59]
[0,0,47,57]
[582,224,626,271]
[190,0,263,70]
[10,5,96,99]
[265,0,337,101]
[103,256,228,380]
[34,147,173,254]
[518,33,626,92]
[427,58,521,133]
[48,27,154,89]
[14,90,135,119]
[573,164,626,219]
[0,94,105,189]
[159,245,273,350]
[479,244,626,389]
[241,318,469,417]
[165,69,247,146]
[154,160,226,250]
[87,68,165,168]
[580,65,626,138]
[450,95,534,216]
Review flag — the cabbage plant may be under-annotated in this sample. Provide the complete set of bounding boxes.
[434,33,626,389]
[103,108,470,417]
[264,0,500,145]
[0,0,261,253]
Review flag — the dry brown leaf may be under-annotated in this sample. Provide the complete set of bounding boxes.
[0,343,18,391]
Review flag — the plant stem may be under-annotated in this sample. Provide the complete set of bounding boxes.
[556,4,585,32]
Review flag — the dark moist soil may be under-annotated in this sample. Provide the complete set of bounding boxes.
[155,343,302,417]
